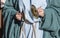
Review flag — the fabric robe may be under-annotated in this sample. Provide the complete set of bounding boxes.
[19,0,47,38]
[2,0,60,38]
[2,0,21,38]
[40,0,60,38]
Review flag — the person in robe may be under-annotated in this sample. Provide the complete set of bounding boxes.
[2,0,23,38]
[37,0,60,38]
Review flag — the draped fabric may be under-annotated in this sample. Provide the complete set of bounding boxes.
[2,0,60,38]
[2,0,21,38]
[40,0,60,38]
[19,0,47,38]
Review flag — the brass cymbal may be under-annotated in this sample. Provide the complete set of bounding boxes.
[31,5,39,19]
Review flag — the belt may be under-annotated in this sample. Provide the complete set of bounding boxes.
[24,20,33,24]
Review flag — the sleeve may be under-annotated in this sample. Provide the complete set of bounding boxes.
[40,7,60,32]
[2,0,21,38]
[2,0,17,18]
[39,0,60,37]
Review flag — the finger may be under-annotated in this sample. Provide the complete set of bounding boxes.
[16,16,21,20]
[17,13,22,17]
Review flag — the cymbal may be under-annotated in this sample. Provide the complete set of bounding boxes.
[31,5,39,19]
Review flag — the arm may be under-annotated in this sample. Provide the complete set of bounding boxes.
[38,7,60,32]
[2,0,17,17]
[3,0,22,21]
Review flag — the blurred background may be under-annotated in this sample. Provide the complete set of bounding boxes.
[0,0,6,38]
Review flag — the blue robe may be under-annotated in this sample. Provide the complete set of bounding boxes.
[2,0,21,38]
[3,0,60,38]
[40,0,60,38]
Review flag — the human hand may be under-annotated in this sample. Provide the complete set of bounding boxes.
[37,7,44,17]
[16,12,22,21]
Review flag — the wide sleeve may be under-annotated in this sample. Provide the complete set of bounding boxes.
[2,0,17,18]
[41,7,60,38]
[39,0,60,37]
[40,7,60,32]
[2,0,20,38]
[39,0,60,32]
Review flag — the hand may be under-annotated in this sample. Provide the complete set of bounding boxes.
[16,12,22,21]
[37,7,44,17]
[1,0,6,3]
